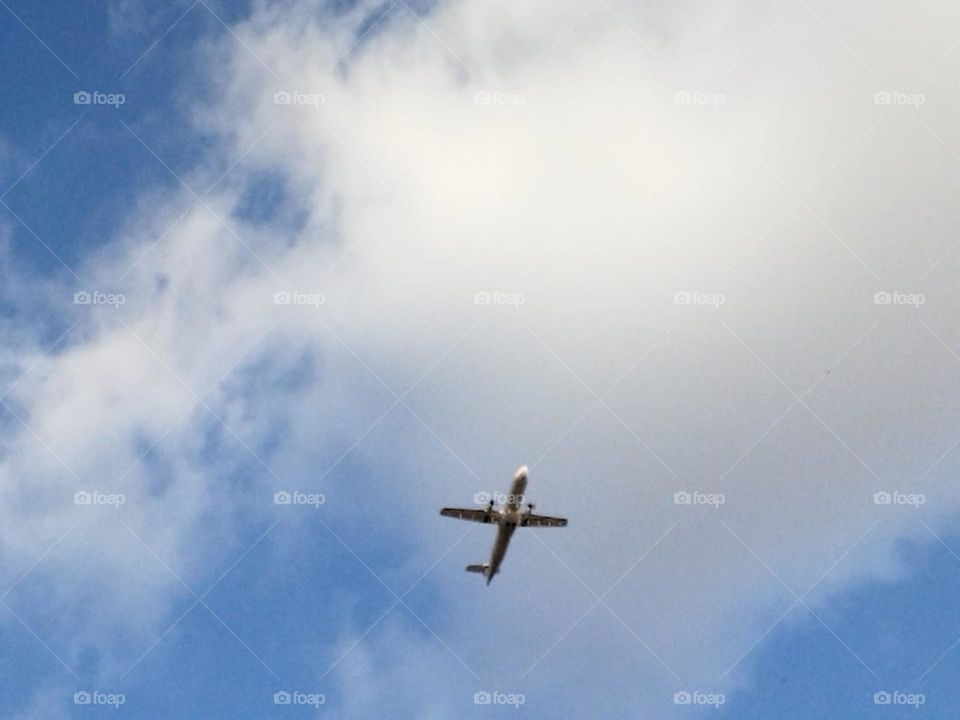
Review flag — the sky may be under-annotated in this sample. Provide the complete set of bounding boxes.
[3,0,960,717]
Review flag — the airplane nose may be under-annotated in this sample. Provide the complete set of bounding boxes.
[514,465,529,481]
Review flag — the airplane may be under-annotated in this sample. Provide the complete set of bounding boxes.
[440,465,567,585]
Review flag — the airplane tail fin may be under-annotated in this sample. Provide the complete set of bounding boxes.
[466,563,494,585]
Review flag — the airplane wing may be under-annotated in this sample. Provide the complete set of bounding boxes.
[440,507,495,523]
[521,513,568,527]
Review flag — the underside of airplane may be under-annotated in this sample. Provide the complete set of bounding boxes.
[440,465,567,584]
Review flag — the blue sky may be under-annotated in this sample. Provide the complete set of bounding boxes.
[3,0,960,717]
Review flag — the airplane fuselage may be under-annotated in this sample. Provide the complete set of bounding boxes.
[440,463,566,584]
[485,467,528,584]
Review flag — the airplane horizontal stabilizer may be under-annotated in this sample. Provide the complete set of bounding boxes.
[465,564,489,574]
